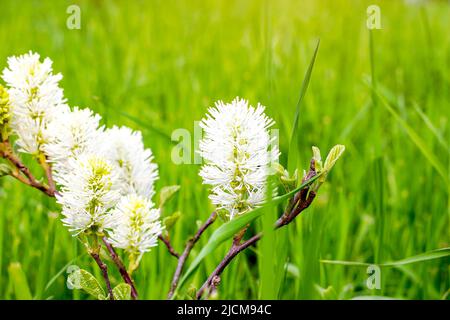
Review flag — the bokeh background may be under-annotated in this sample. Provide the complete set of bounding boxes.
[0,0,448,299]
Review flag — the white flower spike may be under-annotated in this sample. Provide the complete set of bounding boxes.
[1,51,67,155]
[102,126,158,198]
[54,154,121,235]
[199,97,279,219]
[107,194,163,257]
[43,107,103,171]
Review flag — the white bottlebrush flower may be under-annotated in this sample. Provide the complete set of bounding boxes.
[198,97,279,219]
[54,154,121,235]
[1,51,67,155]
[43,107,103,170]
[102,126,158,198]
[107,194,163,256]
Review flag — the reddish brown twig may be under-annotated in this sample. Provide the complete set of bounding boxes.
[167,211,217,299]
[1,141,54,196]
[39,155,57,196]
[196,225,250,299]
[90,251,114,300]
[196,162,318,300]
[102,237,138,300]
[159,235,180,259]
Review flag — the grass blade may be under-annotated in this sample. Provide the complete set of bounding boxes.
[287,39,320,172]
[413,102,449,153]
[8,263,32,300]
[258,176,277,299]
[114,110,174,143]
[34,215,56,299]
[174,174,322,296]
[382,247,450,267]
[321,247,450,267]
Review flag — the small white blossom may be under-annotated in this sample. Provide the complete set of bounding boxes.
[1,51,67,155]
[43,107,103,171]
[102,126,158,198]
[198,97,279,219]
[107,194,162,256]
[54,154,121,235]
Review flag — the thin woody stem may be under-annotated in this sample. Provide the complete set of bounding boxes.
[197,163,318,300]
[39,155,57,196]
[196,225,249,299]
[102,237,138,300]
[158,235,180,259]
[196,232,261,299]
[1,140,54,196]
[167,211,217,299]
[90,251,114,300]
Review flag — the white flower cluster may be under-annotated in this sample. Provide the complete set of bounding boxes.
[199,97,279,219]
[1,52,162,255]
[2,51,67,155]
[107,194,163,256]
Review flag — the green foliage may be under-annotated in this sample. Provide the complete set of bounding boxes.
[8,263,32,300]
[0,0,448,300]
[67,269,106,300]
[113,283,131,300]
[163,211,181,232]
[159,185,181,209]
[0,164,11,178]
[321,247,450,267]
[175,174,322,297]
[287,39,320,174]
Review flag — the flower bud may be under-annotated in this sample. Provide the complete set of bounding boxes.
[0,85,11,141]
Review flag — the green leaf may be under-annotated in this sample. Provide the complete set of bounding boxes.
[186,286,197,300]
[312,145,345,186]
[285,262,300,278]
[8,262,32,300]
[67,268,106,300]
[0,163,11,177]
[323,145,346,172]
[315,285,338,300]
[173,174,322,298]
[163,211,181,231]
[321,247,450,268]
[44,255,83,293]
[311,146,323,172]
[113,283,131,300]
[287,39,320,173]
[159,185,181,209]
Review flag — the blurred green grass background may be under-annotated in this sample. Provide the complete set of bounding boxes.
[0,0,448,299]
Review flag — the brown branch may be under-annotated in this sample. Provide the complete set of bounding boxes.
[8,168,34,185]
[102,237,138,300]
[197,162,318,300]
[1,141,54,196]
[158,235,180,259]
[196,226,251,299]
[90,251,114,300]
[39,155,57,196]
[167,211,217,299]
